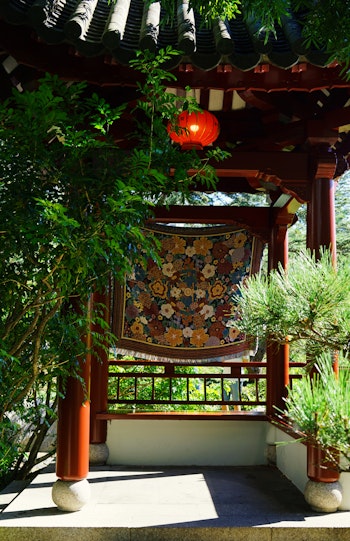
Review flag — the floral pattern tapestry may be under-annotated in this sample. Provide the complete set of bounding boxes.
[114,225,262,361]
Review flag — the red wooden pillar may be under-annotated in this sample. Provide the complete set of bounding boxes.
[307,176,337,265]
[307,175,338,374]
[266,221,289,416]
[305,164,340,487]
[90,290,110,445]
[56,298,91,481]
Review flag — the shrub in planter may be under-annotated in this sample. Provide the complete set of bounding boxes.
[234,250,350,467]
[275,353,350,511]
[233,251,350,510]
[280,353,350,470]
[277,353,349,482]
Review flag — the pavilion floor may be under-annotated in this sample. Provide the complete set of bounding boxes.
[1,462,350,540]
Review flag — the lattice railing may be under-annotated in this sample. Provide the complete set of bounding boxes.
[107,359,267,413]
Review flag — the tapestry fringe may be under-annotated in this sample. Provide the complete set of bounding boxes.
[112,346,252,364]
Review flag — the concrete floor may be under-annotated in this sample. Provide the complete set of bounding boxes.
[0,463,350,540]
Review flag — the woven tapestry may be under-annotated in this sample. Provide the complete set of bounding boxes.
[114,225,262,361]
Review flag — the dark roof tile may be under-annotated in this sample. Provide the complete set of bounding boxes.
[0,0,333,69]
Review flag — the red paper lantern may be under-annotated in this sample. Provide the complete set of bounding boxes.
[167,110,220,150]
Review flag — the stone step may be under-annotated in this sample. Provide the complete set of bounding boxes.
[0,526,349,541]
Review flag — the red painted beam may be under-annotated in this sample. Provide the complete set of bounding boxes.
[152,206,271,240]
[206,150,310,181]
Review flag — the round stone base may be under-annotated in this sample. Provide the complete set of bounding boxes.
[304,479,342,513]
[89,442,109,465]
[52,478,90,512]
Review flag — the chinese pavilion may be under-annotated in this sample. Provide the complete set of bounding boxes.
[1,0,349,510]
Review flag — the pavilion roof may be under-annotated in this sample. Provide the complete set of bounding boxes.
[0,0,332,72]
[0,0,349,200]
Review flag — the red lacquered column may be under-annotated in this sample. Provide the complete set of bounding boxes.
[56,298,91,481]
[307,176,337,266]
[307,175,338,374]
[266,223,289,416]
[90,290,110,445]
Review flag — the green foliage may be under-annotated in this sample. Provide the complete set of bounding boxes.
[0,417,19,485]
[293,0,350,69]
[234,250,350,358]
[335,172,350,257]
[155,0,241,23]
[242,0,292,38]
[0,47,226,482]
[280,352,350,468]
[5,380,57,481]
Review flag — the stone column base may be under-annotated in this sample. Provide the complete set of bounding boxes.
[304,479,342,513]
[52,478,90,512]
[89,442,109,465]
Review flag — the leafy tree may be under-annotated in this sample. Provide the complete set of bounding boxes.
[0,47,228,483]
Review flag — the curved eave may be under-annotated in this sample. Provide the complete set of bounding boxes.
[1,20,347,93]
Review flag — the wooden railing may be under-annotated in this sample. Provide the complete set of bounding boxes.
[107,359,268,412]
